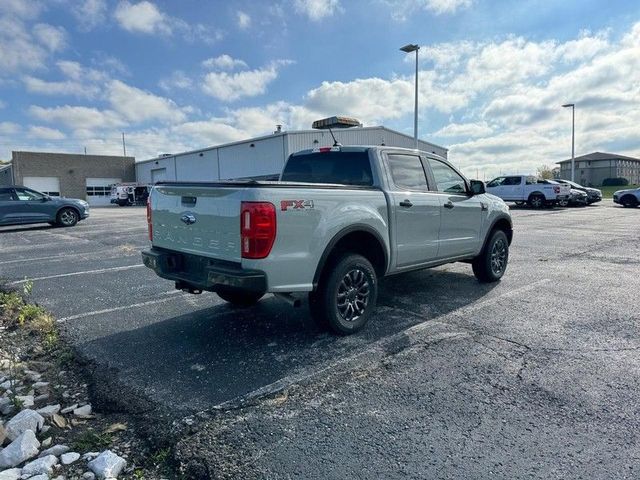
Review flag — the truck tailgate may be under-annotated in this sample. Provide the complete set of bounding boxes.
[151,184,244,262]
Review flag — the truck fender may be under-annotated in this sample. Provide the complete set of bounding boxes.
[312,224,389,289]
[479,215,513,254]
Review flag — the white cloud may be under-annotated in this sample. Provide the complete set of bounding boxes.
[0,122,20,135]
[293,0,341,21]
[107,79,186,123]
[0,0,43,19]
[159,70,193,91]
[28,125,66,140]
[433,122,493,138]
[32,23,67,52]
[114,1,171,35]
[72,0,108,31]
[0,16,47,73]
[237,11,251,29]
[29,105,125,130]
[23,76,101,98]
[113,0,222,43]
[383,0,473,20]
[202,54,248,71]
[202,61,292,101]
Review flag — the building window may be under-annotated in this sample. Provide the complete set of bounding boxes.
[86,186,111,196]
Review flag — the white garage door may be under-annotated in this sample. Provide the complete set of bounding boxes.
[151,168,167,183]
[23,176,60,197]
[86,177,121,206]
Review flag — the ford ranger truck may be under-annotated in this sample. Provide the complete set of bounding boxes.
[142,146,513,335]
[485,175,570,208]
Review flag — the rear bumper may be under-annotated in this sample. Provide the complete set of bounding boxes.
[141,248,267,294]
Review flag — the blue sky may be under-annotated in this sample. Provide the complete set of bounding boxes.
[1,0,639,178]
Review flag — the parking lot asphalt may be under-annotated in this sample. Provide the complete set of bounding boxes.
[1,202,639,478]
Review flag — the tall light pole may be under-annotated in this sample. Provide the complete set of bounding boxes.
[400,43,420,149]
[562,103,575,181]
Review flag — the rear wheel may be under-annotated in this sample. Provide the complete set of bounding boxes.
[216,288,264,306]
[313,254,378,335]
[621,195,638,208]
[528,194,544,209]
[56,208,78,227]
[472,230,509,283]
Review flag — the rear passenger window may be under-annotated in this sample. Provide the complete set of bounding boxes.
[386,154,429,190]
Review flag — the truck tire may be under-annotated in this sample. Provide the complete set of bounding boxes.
[313,254,378,335]
[472,229,509,283]
[216,288,263,306]
[621,195,638,208]
[527,194,544,209]
[56,208,79,227]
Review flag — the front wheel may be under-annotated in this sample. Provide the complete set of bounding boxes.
[621,195,638,208]
[472,230,509,283]
[56,208,78,227]
[557,198,569,207]
[216,288,263,306]
[314,254,378,335]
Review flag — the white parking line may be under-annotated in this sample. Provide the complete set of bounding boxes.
[9,264,145,284]
[57,290,183,323]
[211,278,552,410]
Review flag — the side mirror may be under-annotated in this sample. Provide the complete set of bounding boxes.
[469,180,485,195]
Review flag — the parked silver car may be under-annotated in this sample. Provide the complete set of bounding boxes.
[0,186,90,227]
[555,179,602,204]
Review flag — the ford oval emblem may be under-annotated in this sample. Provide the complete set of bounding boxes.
[180,213,196,225]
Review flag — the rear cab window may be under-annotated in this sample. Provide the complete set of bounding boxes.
[281,151,373,186]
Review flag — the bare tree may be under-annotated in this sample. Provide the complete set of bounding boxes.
[537,164,554,180]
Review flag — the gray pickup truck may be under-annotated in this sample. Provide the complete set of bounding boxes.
[142,146,513,334]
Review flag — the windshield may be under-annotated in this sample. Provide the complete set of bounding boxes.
[281,151,373,186]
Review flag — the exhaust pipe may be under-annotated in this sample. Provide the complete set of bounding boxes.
[274,293,302,308]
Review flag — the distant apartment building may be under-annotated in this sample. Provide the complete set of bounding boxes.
[556,152,640,186]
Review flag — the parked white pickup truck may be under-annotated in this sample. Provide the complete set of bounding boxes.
[485,175,570,208]
[142,146,513,334]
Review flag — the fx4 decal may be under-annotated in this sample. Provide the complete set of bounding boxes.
[281,200,314,211]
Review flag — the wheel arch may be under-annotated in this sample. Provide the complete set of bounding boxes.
[480,215,513,253]
[527,191,546,200]
[56,205,81,218]
[313,225,388,289]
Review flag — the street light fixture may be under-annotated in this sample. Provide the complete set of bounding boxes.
[562,103,575,181]
[400,43,420,149]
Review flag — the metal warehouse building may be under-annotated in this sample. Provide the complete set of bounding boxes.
[10,151,135,206]
[137,126,448,183]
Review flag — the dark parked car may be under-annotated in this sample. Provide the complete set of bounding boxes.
[0,186,89,228]
[555,179,602,204]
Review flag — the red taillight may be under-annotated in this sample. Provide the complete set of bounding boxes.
[146,198,153,242]
[318,147,332,153]
[554,186,560,194]
[241,202,276,259]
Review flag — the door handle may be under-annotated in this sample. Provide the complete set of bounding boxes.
[399,200,413,208]
[444,201,454,209]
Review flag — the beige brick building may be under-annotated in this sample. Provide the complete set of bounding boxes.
[557,152,640,187]
[11,151,135,206]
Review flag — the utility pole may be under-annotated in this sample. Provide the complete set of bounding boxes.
[84,146,87,155]
[400,44,420,149]
[122,132,127,157]
[562,104,575,181]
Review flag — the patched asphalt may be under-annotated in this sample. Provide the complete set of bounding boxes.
[1,202,639,478]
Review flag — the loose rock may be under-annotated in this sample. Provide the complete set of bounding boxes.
[59,405,77,415]
[0,468,22,480]
[0,397,13,415]
[81,473,96,480]
[51,414,66,429]
[38,445,69,458]
[0,430,40,469]
[31,383,49,394]
[73,405,92,417]
[41,437,52,448]
[4,409,44,441]
[36,405,60,419]
[0,424,6,445]
[60,452,80,465]
[21,454,58,477]
[25,475,48,480]
[87,451,126,479]
[14,396,33,409]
